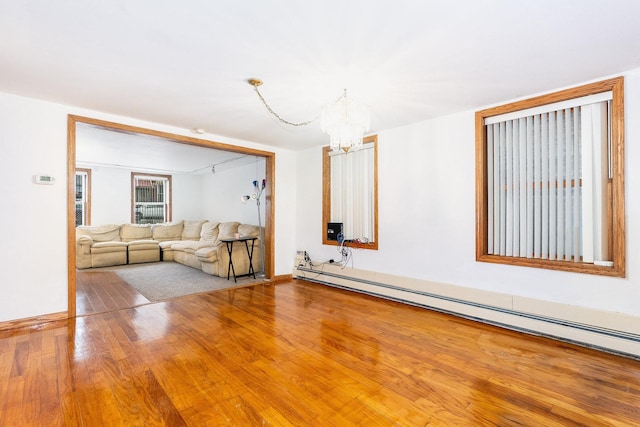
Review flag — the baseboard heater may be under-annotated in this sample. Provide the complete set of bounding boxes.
[295,266,640,360]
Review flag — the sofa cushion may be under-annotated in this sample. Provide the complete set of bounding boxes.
[182,220,207,241]
[128,240,160,251]
[120,224,152,242]
[158,240,181,250]
[77,224,121,242]
[171,240,214,255]
[152,221,184,241]
[218,221,240,239]
[200,221,220,242]
[195,246,219,262]
[90,241,128,253]
[238,223,260,238]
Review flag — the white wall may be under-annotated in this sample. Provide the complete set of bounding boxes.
[88,166,131,224]
[0,92,298,322]
[84,166,216,225]
[296,68,640,319]
[172,174,204,221]
[0,94,69,321]
[7,67,638,326]
[201,158,267,225]
[85,167,210,225]
[274,149,298,273]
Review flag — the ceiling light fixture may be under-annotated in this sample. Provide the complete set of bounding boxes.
[248,79,316,127]
[320,88,370,153]
[248,78,370,153]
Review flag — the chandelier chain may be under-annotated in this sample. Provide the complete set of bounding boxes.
[252,85,318,127]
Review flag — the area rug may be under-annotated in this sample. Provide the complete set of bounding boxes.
[108,262,262,302]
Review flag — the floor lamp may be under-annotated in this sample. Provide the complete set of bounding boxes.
[242,179,266,278]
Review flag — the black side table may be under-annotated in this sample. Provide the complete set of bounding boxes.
[219,236,257,282]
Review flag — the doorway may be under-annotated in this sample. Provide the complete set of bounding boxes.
[67,115,275,318]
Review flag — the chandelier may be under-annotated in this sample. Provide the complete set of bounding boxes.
[249,79,370,153]
[321,89,370,152]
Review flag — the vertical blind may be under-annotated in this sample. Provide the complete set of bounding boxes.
[330,144,375,242]
[485,96,611,263]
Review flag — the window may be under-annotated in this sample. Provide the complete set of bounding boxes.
[75,168,91,226]
[323,134,378,249]
[131,173,171,224]
[475,77,625,276]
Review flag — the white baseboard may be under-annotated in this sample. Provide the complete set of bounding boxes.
[293,264,640,359]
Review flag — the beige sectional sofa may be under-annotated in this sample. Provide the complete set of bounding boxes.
[76,220,262,278]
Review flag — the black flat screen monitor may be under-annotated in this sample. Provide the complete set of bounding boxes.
[327,222,343,241]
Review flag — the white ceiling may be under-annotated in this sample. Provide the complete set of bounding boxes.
[3,1,640,152]
[75,123,259,175]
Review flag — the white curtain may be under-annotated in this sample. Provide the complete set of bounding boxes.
[485,98,610,263]
[330,145,375,242]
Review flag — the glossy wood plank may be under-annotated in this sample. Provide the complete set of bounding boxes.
[0,279,639,426]
[76,270,151,316]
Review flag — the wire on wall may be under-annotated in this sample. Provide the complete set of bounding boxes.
[338,240,353,268]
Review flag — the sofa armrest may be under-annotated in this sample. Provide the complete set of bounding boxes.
[76,235,93,251]
[75,235,93,269]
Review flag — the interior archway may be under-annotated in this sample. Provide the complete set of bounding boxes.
[67,115,276,317]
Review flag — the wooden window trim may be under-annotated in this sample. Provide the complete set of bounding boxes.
[131,172,172,224]
[76,168,91,225]
[475,77,625,277]
[322,134,379,250]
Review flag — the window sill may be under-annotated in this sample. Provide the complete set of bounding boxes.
[476,254,624,277]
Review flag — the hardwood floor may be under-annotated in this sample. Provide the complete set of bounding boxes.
[1,279,639,426]
[76,270,151,316]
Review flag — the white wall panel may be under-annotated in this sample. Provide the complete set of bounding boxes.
[0,94,69,321]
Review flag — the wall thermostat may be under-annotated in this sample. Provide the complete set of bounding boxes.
[34,175,55,185]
